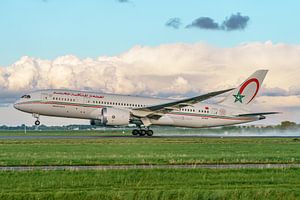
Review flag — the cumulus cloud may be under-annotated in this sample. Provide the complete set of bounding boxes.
[165,18,182,29]
[186,17,219,30]
[186,13,250,31]
[261,87,289,96]
[222,13,249,31]
[0,41,300,111]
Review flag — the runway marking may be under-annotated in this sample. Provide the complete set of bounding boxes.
[0,164,300,171]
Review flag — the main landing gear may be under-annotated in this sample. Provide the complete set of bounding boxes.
[132,129,154,137]
[33,113,40,126]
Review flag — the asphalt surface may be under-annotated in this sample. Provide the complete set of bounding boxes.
[0,134,300,139]
[0,164,300,171]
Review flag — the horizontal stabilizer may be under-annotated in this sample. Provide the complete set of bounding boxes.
[237,112,280,117]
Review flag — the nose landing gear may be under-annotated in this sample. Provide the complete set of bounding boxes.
[35,120,40,126]
[33,113,40,126]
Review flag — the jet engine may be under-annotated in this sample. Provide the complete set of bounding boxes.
[90,107,131,126]
[90,119,103,126]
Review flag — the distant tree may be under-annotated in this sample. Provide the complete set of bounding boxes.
[280,121,297,129]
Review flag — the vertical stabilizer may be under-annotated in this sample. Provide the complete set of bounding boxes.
[219,70,268,109]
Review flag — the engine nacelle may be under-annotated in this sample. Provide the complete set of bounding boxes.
[90,119,103,126]
[90,107,131,126]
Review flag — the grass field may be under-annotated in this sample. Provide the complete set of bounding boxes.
[1,131,300,199]
[0,168,300,200]
[0,131,300,166]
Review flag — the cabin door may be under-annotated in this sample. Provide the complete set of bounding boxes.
[41,92,50,101]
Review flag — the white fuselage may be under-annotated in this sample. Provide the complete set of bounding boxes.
[14,89,258,128]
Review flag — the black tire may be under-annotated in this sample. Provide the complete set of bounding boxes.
[146,130,154,136]
[35,120,40,126]
[132,129,139,136]
[139,130,146,136]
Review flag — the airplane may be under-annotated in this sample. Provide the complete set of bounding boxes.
[14,70,278,136]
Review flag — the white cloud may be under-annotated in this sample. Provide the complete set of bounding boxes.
[0,41,300,111]
[166,76,192,94]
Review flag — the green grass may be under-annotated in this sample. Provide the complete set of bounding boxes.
[0,168,300,200]
[0,131,300,166]
[1,131,300,199]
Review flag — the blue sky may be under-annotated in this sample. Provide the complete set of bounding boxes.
[0,0,300,126]
[1,0,300,66]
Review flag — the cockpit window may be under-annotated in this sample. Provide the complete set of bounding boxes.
[21,95,31,99]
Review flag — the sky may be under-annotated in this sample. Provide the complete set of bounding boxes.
[0,0,299,125]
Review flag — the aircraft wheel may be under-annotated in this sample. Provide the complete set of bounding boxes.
[35,120,40,126]
[132,129,139,136]
[146,130,153,136]
[139,130,146,136]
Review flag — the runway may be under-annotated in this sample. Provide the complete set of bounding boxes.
[1,163,300,171]
[0,134,300,139]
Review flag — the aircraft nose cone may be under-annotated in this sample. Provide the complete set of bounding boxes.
[14,102,20,110]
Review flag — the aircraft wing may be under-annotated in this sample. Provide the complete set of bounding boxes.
[237,112,280,117]
[131,88,234,119]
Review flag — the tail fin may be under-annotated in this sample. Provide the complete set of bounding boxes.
[219,70,268,109]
